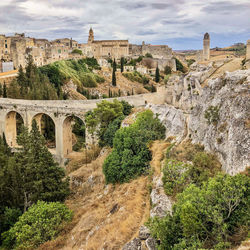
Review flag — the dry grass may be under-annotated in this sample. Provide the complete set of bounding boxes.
[150,140,170,176]
[39,139,169,250]
[66,145,101,174]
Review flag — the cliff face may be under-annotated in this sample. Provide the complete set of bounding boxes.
[149,68,250,175]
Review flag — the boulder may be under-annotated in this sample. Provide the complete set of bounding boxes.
[139,226,150,240]
[122,238,141,250]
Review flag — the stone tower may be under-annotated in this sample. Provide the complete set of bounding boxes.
[88,28,94,44]
[246,40,250,60]
[203,33,210,61]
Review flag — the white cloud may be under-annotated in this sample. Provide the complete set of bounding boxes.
[0,0,249,49]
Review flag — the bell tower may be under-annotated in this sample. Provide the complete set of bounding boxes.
[203,32,210,61]
[88,28,94,44]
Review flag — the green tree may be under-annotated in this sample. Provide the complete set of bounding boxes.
[3,82,7,98]
[0,83,3,97]
[85,100,129,146]
[145,53,153,58]
[2,201,72,250]
[164,65,172,75]
[155,66,160,83]
[148,173,249,249]
[103,115,125,147]
[121,57,124,73]
[103,110,165,183]
[71,49,83,55]
[0,121,70,213]
[175,58,186,73]
[112,59,117,86]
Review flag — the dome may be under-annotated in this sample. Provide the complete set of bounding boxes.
[204,33,210,40]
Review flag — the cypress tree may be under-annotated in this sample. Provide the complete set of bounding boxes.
[121,57,124,73]
[118,89,121,97]
[112,59,117,86]
[155,66,160,83]
[0,83,2,97]
[3,82,7,98]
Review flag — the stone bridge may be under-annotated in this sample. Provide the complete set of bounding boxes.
[0,89,166,164]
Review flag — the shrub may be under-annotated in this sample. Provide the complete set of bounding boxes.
[85,100,133,146]
[2,201,72,250]
[103,127,152,184]
[164,65,172,75]
[187,59,195,67]
[148,173,249,249]
[162,159,190,196]
[175,58,186,73]
[162,143,221,196]
[204,105,220,125]
[71,49,82,55]
[103,110,165,184]
[122,71,149,84]
[103,115,125,147]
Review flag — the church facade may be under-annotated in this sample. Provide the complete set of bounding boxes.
[80,28,130,59]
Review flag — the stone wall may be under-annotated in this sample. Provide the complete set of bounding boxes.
[246,39,250,60]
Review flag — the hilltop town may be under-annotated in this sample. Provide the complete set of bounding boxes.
[0,28,176,71]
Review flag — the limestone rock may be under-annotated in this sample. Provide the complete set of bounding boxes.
[122,238,141,250]
[149,69,250,175]
[150,176,173,218]
[145,237,156,250]
[139,226,150,240]
[148,104,186,142]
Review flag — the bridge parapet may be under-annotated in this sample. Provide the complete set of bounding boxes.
[0,89,167,165]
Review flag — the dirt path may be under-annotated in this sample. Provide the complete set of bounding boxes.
[210,58,242,79]
[150,140,170,176]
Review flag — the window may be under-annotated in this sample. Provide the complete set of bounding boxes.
[5,44,7,48]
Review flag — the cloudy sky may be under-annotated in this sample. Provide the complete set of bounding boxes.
[0,0,250,49]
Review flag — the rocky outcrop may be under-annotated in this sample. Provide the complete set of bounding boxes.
[150,175,172,218]
[149,69,250,175]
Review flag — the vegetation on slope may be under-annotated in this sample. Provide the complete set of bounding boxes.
[40,58,104,89]
[85,100,133,147]
[103,110,166,184]
[0,121,70,248]
[147,141,249,249]
[2,56,104,100]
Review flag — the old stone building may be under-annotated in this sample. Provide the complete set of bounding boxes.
[81,28,130,59]
[130,42,173,60]
[203,32,210,61]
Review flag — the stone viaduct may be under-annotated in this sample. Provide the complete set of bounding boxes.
[0,88,166,164]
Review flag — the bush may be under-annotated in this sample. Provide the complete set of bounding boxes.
[175,58,186,73]
[103,110,165,183]
[162,159,190,196]
[103,127,152,184]
[103,115,125,147]
[204,105,220,125]
[162,142,221,196]
[2,201,72,250]
[71,49,83,55]
[85,100,133,146]
[122,71,149,84]
[148,173,249,249]
[145,53,153,58]
[187,59,195,67]
[164,65,172,75]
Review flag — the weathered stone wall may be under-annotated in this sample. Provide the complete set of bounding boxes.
[246,39,250,60]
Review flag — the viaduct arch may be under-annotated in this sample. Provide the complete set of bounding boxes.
[0,88,166,164]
